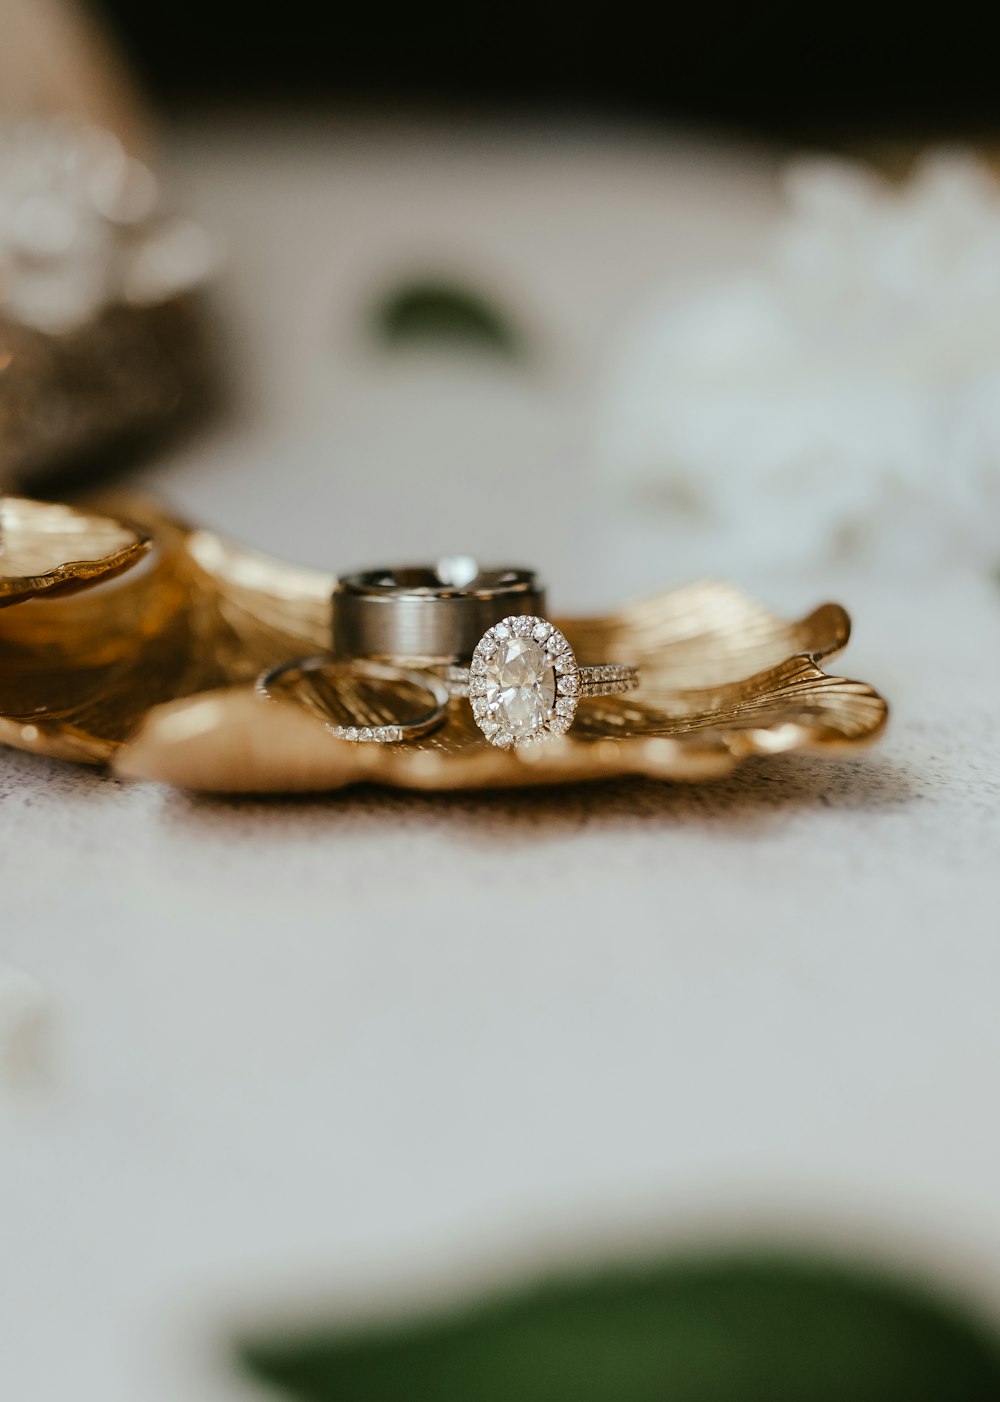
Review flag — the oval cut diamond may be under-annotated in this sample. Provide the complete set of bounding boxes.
[469,616,579,747]
[483,635,557,737]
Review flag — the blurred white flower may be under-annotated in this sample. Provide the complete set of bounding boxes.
[599,151,1000,570]
[0,118,214,335]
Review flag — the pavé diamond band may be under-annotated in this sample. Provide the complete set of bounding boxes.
[257,657,449,743]
[447,615,639,748]
[332,560,545,664]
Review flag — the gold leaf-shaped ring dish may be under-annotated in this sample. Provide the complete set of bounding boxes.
[0,496,888,792]
[0,496,150,606]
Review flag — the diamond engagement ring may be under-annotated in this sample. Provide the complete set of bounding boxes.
[332,560,546,663]
[447,615,639,747]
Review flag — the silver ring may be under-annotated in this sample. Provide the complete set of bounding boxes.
[256,657,449,743]
[332,558,546,663]
[447,615,639,748]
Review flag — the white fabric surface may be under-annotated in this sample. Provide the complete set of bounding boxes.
[2,117,1000,1402]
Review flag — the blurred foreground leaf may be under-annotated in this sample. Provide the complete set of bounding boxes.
[238,1253,1000,1402]
[371,280,522,355]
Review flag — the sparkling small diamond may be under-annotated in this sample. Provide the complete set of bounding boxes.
[558,674,580,694]
[555,698,576,717]
[532,621,553,641]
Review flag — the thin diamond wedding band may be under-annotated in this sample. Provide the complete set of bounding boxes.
[332,559,546,663]
[447,615,639,748]
[256,657,449,743]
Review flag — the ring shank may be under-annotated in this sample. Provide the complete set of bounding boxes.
[447,663,639,699]
[576,665,640,698]
[257,657,449,742]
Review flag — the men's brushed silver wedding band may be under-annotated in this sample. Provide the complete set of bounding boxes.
[332,558,546,663]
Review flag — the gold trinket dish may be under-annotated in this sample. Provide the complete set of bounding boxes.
[0,496,888,792]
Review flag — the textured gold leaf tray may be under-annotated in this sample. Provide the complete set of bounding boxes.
[0,496,150,606]
[0,495,888,791]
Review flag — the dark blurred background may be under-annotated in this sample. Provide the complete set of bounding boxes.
[99,1,1000,135]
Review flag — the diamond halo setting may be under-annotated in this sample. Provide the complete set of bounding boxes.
[469,615,579,747]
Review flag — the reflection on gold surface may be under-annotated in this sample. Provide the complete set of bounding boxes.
[0,495,149,605]
[0,495,888,791]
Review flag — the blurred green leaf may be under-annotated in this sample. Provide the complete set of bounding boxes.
[371,280,522,355]
[238,1252,1000,1402]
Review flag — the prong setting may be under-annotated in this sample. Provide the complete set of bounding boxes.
[470,615,578,747]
